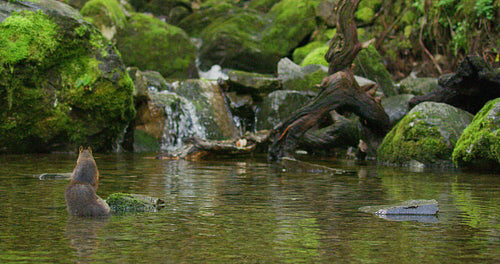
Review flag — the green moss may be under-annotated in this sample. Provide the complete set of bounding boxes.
[106,193,154,214]
[0,8,135,153]
[263,0,317,54]
[452,98,500,170]
[353,45,396,96]
[246,0,281,12]
[282,67,327,93]
[300,45,329,67]
[80,0,126,29]
[0,10,58,66]
[133,129,161,152]
[378,112,451,165]
[293,41,324,65]
[177,1,234,36]
[356,0,382,22]
[116,12,197,79]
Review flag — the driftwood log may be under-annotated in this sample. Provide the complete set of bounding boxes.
[268,0,390,161]
[157,131,270,160]
[409,56,500,114]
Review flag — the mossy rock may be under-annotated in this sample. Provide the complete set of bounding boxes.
[80,0,127,40]
[115,12,198,79]
[177,0,234,36]
[378,102,473,166]
[293,41,326,65]
[198,0,317,74]
[0,0,135,153]
[353,45,396,97]
[127,0,192,25]
[278,58,327,93]
[300,45,329,67]
[452,98,500,171]
[198,9,278,73]
[355,0,382,23]
[107,193,165,214]
[397,76,439,96]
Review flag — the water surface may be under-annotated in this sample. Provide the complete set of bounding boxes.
[0,153,498,263]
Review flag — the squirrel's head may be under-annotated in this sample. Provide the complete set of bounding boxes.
[78,146,94,159]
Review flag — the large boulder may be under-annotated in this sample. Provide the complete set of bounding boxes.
[0,0,135,153]
[452,98,500,171]
[198,0,317,74]
[378,102,473,167]
[114,12,198,79]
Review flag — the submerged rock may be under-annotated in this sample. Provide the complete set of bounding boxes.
[378,102,473,167]
[452,98,500,171]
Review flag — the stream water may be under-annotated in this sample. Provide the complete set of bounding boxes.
[0,153,498,263]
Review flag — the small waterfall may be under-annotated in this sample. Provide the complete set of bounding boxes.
[156,90,206,152]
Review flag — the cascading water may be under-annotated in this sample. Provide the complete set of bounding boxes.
[155,90,206,152]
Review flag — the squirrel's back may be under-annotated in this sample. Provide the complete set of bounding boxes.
[65,146,110,217]
[71,146,99,190]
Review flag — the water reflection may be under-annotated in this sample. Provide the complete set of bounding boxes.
[65,217,109,262]
[0,154,498,263]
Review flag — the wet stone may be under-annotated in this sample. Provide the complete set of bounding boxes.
[360,199,439,215]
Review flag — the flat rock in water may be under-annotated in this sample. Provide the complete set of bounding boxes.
[37,173,71,180]
[360,199,439,215]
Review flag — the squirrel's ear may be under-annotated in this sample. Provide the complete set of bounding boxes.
[79,146,83,152]
[87,146,92,153]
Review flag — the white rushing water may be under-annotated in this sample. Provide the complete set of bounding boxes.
[156,90,206,152]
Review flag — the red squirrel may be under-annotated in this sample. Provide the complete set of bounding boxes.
[65,146,110,217]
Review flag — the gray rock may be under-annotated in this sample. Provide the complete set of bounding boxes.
[277,58,327,93]
[226,70,280,97]
[382,94,415,125]
[398,76,439,96]
[375,199,439,215]
[256,90,312,130]
[360,199,439,222]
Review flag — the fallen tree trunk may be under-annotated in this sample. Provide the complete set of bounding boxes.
[409,55,500,114]
[268,0,390,161]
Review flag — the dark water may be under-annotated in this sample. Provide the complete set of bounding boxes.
[0,153,498,263]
